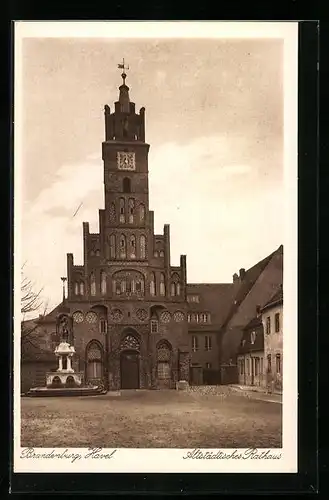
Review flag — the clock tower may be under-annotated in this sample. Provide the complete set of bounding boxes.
[66,63,190,391]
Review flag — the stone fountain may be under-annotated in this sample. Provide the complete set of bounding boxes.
[26,279,106,397]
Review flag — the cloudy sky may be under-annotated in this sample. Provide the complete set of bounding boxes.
[18,31,285,313]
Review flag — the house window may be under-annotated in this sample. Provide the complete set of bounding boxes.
[276,354,281,374]
[80,281,85,295]
[119,198,125,223]
[192,335,198,352]
[150,273,156,296]
[128,198,134,223]
[115,281,121,295]
[205,335,212,351]
[99,319,107,334]
[100,271,107,295]
[154,251,159,258]
[120,280,126,293]
[130,235,136,258]
[187,313,191,322]
[187,295,199,303]
[74,282,79,295]
[255,357,260,376]
[250,331,256,344]
[139,204,145,223]
[267,354,272,373]
[266,316,271,335]
[205,362,212,369]
[151,319,158,333]
[90,273,96,296]
[160,273,166,296]
[275,313,280,332]
[119,235,126,259]
[170,283,176,296]
[140,235,146,259]
[240,360,244,375]
[176,282,180,296]
[109,234,116,259]
[159,250,164,258]
[123,177,131,193]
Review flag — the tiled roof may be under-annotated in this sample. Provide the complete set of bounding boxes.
[261,285,283,311]
[220,245,283,332]
[186,283,236,328]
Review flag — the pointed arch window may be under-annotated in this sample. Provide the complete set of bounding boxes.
[110,234,116,259]
[100,271,107,295]
[140,235,146,259]
[119,234,126,259]
[160,273,166,296]
[128,198,135,223]
[123,177,131,193]
[130,235,136,258]
[119,198,125,223]
[176,282,181,296]
[121,279,126,293]
[90,273,96,296]
[80,281,85,296]
[171,283,176,296]
[74,282,79,295]
[139,204,145,223]
[150,272,156,296]
[86,341,102,380]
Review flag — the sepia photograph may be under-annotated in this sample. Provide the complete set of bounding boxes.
[14,21,298,473]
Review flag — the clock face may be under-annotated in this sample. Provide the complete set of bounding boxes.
[117,152,136,171]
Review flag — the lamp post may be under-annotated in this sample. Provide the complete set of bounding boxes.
[61,276,67,302]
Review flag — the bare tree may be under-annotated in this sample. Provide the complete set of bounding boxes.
[21,266,49,340]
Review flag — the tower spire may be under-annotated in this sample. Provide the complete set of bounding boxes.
[117,58,130,86]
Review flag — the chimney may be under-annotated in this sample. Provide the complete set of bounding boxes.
[239,268,246,280]
[233,273,239,284]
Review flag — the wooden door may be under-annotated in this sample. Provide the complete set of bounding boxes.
[120,350,139,389]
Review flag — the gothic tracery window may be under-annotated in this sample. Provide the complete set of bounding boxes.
[139,204,145,223]
[86,341,102,380]
[128,198,135,223]
[120,234,126,259]
[80,281,85,295]
[130,235,136,258]
[119,198,125,223]
[110,234,116,259]
[100,271,107,295]
[150,272,156,296]
[160,273,166,296]
[140,235,146,259]
[90,273,96,296]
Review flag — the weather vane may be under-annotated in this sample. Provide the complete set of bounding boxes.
[117,58,129,84]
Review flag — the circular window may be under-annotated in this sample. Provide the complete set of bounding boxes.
[173,311,184,322]
[86,311,98,324]
[136,308,148,321]
[160,311,171,323]
[110,309,123,322]
[73,311,84,323]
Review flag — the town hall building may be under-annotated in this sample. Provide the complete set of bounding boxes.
[21,67,283,393]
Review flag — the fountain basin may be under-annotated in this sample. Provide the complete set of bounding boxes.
[25,385,106,397]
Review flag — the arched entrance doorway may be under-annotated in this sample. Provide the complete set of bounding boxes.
[119,333,140,389]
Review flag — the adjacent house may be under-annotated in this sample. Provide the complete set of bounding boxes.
[219,245,283,384]
[236,310,265,388]
[261,286,283,393]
